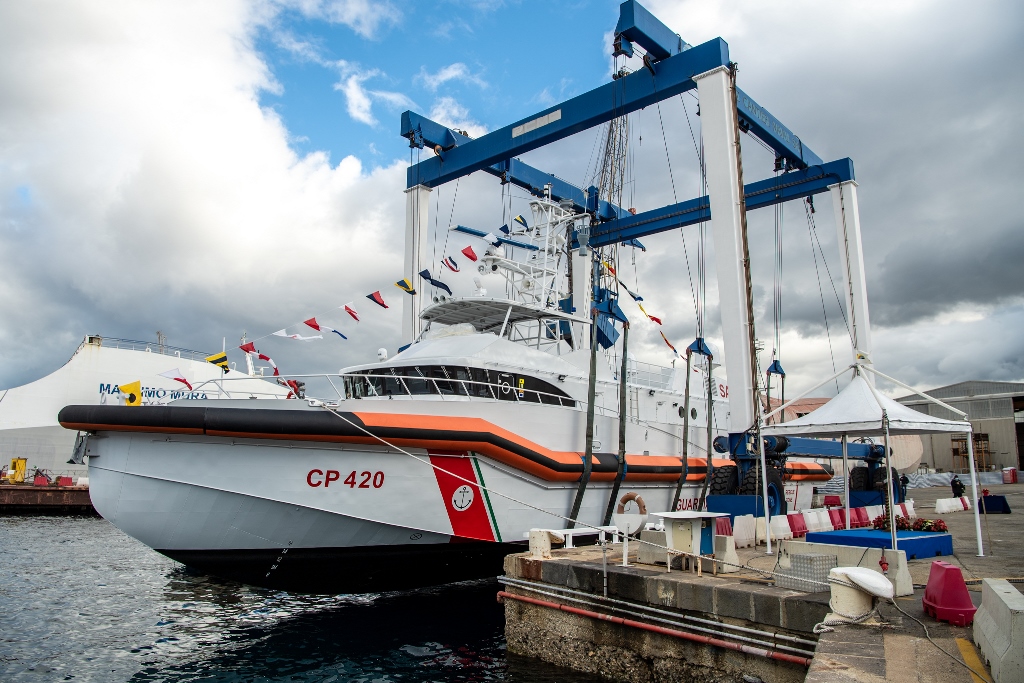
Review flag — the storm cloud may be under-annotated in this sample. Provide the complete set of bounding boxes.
[0,0,1021,400]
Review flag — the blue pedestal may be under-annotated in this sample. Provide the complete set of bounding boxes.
[706,495,765,522]
[978,495,1011,513]
[804,529,953,559]
[849,491,884,508]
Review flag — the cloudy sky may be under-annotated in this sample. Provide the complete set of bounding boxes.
[1,0,1021,399]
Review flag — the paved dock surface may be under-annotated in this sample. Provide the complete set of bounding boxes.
[502,483,1022,682]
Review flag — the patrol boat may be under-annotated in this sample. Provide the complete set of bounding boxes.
[59,197,830,593]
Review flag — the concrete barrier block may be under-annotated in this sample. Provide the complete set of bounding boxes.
[815,509,832,532]
[802,510,821,533]
[974,579,1024,683]
[769,515,793,541]
[936,497,966,514]
[755,516,765,544]
[732,514,756,548]
[637,529,667,566]
[712,535,739,574]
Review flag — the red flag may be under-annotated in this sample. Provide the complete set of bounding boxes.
[240,342,280,376]
[344,305,360,321]
[366,291,388,309]
[158,369,193,391]
[648,315,663,325]
[659,331,679,356]
[461,245,478,262]
[303,317,321,331]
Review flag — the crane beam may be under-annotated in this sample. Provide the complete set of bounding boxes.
[401,37,731,190]
[588,158,854,248]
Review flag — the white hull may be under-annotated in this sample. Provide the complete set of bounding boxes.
[86,427,704,592]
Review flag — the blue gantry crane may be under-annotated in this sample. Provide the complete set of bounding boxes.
[397,1,893,517]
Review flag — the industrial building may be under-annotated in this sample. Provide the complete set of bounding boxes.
[897,380,1024,472]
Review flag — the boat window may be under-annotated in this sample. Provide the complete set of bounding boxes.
[342,366,573,406]
[496,372,573,406]
[378,369,405,397]
[445,366,473,396]
[401,367,437,395]
[470,367,495,398]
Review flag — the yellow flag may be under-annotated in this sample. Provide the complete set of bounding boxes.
[205,352,229,374]
[118,381,142,406]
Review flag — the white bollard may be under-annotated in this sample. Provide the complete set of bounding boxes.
[528,529,564,559]
[825,567,894,625]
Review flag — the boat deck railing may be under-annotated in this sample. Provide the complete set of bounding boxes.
[190,373,581,409]
[605,354,676,391]
[79,335,213,363]
[186,373,674,422]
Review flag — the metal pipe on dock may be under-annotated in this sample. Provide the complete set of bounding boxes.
[500,576,818,649]
[497,591,813,667]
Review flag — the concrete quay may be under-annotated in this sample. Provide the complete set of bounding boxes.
[502,545,823,683]
[500,483,1024,682]
[0,484,95,514]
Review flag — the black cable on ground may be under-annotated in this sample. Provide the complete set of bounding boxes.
[885,598,992,683]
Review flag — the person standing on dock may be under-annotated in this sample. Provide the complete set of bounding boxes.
[950,475,965,498]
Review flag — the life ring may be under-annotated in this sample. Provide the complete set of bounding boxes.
[616,491,647,515]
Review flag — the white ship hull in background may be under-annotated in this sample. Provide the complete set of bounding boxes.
[0,335,288,475]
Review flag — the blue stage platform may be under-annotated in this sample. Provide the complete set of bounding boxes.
[804,529,953,559]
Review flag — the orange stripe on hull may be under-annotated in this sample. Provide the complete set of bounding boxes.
[61,404,829,485]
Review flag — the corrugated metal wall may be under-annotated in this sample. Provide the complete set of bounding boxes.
[918,418,1017,472]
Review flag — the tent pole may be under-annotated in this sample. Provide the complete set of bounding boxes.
[842,434,850,530]
[760,448,772,555]
[883,411,897,551]
[966,430,984,557]
[860,364,968,419]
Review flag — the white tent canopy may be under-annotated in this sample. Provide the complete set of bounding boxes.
[760,363,983,556]
[762,375,971,438]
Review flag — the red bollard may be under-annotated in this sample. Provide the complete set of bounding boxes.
[715,517,733,536]
[922,561,977,626]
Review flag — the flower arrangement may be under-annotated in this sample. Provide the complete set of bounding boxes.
[911,518,948,533]
[871,514,948,532]
[872,514,912,531]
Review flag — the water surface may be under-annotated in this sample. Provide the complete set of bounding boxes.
[0,516,596,682]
